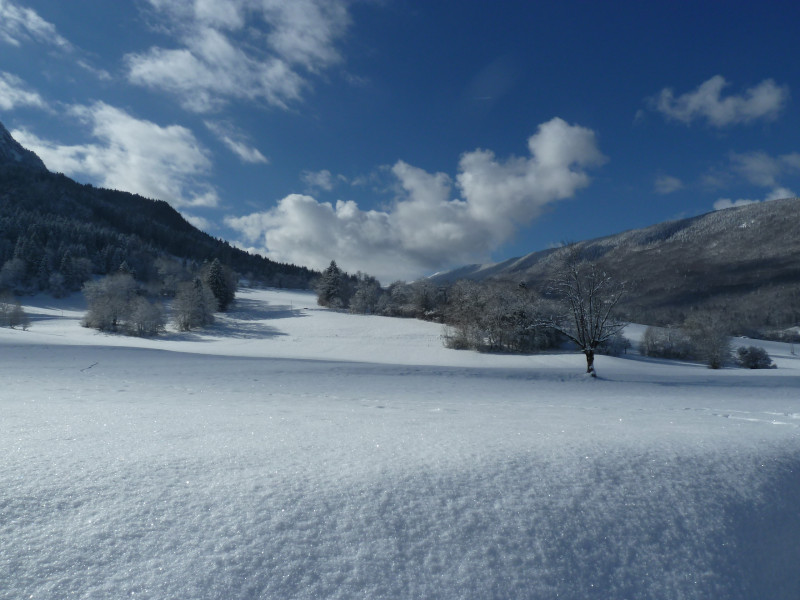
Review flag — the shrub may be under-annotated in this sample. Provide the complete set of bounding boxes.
[0,293,30,330]
[735,346,775,369]
[598,331,631,356]
[641,326,692,360]
[683,312,732,369]
[173,278,216,331]
[82,273,138,332]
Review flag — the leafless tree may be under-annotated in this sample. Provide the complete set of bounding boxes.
[683,310,732,369]
[543,245,627,377]
[173,278,217,331]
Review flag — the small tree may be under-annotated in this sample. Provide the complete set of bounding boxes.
[0,258,28,294]
[316,260,347,308]
[683,311,732,369]
[350,273,382,314]
[735,345,774,369]
[128,296,166,337]
[82,272,139,332]
[642,326,693,360]
[204,258,236,311]
[173,278,216,331]
[0,293,30,330]
[543,246,627,377]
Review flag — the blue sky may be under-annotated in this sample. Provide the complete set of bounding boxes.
[1,0,799,282]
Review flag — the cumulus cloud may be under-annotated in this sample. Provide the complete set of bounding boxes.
[653,75,788,127]
[13,102,218,208]
[0,0,72,49]
[226,117,606,282]
[654,175,683,195]
[127,0,351,112]
[713,198,759,211]
[204,120,268,164]
[710,150,800,210]
[713,187,795,211]
[182,213,215,232]
[0,71,47,110]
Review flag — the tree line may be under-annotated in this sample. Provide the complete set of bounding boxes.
[316,244,780,374]
[315,249,630,376]
[81,258,236,336]
[0,163,317,298]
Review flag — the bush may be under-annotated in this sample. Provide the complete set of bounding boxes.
[173,279,216,331]
[82,273,139,332]
[735,346,775,369]
[598,331,631,356]
[641,326,692,360]
[128,296,166,337]
[683,312,732,369]
[0,293,30,329]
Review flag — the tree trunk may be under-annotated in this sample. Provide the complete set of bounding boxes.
[584,348,596,377]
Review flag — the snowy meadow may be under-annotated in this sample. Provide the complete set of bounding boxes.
[2,288,799,599]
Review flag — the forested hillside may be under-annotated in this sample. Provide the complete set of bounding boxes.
[431,198,800,331]
[0,121,316,295]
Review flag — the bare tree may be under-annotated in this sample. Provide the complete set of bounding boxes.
[683,310,732,369]
[543,246,627,377]
[0,292,30,330]
[173,278,217,331]
[82,272,139,332]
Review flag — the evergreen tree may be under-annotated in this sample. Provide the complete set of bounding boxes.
[204,258,236,311]
[316,260,346,308]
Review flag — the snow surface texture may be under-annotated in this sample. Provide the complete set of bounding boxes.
[2,288,799,599]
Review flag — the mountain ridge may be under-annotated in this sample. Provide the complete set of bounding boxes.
[0,120,316,294]
[431,198,800,328]
[0,121,47,172]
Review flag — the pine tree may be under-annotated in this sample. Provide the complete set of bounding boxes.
[316,260,345,308]
[204,258,235,311]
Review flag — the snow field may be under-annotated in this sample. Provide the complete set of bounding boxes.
[1,288,800,599]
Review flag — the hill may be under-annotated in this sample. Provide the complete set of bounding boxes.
[0,120,316,295]
[432,199,800,330]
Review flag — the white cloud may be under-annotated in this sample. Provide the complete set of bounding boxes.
[225,117,606,282]
[0,0,72,49]
[713,198,760,211]
[182,213,215,232]
[713,187,795,211]
[0,71,47,110]
[730,151,800,187]
[13,102,218,208]
[127,0,351,112]
[204,120,268,164]
[708,150,800,211]
[765,186,795,201]
[654,175,683,195]
[653,75,788,127]
[301,169,348,192]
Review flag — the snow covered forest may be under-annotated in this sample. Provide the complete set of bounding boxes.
[2,287,799,599]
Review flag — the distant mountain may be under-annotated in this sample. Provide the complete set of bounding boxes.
[431,199,800,329]
[0,121,315,295]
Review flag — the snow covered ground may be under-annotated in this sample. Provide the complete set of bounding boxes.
[2,287,799,599]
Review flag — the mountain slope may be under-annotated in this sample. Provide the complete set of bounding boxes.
[432,198,800,328]
[0,121,315,292]
[0,121,47,172]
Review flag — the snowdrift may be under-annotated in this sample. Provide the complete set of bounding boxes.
[2,288,799,599]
